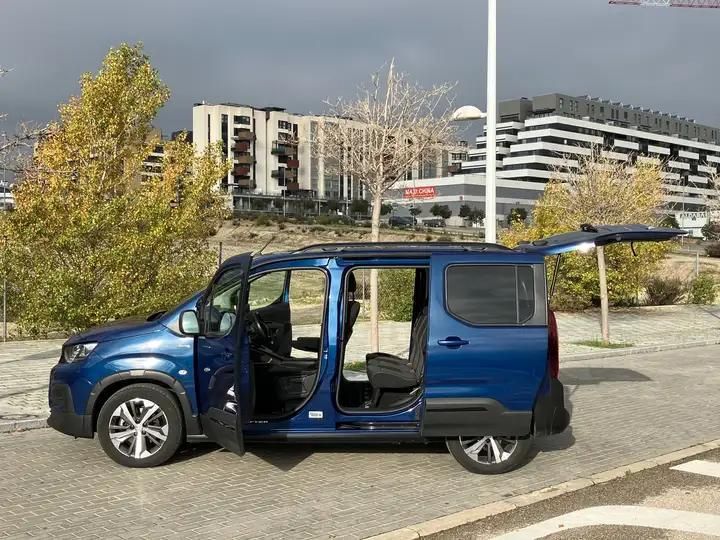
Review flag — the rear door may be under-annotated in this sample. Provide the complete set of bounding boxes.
[421,256,548,437]
[517,224,687,255]
[196,254,252,455]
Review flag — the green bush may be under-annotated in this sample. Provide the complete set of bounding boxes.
[688,273,717,305]
[706,243,720,258]
[379,269,415,322]
[254,214,271,226]
[644,276,685,306]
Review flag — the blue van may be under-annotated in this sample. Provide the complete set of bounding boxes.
[47,224,684,473]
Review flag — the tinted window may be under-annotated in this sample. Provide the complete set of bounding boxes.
[446,265,535,325]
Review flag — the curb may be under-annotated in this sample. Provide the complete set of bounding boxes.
[364,438,720,540]
[562,337,720,363]
[0,417,48,434]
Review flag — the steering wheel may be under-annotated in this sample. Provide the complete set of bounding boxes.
[247,311,271,345]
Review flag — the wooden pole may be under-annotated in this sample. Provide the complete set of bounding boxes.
[597,245,610,343]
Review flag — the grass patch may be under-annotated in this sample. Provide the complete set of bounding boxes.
[344,360,366,372]
[572,339,633,349]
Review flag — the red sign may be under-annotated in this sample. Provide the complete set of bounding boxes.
[403,186,436,199]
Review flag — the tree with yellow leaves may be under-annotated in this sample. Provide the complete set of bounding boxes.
[2,44,229,334]
[502,153,668,343]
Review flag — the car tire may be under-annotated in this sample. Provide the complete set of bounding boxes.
[97,383,183,468]
[446,435,532,474]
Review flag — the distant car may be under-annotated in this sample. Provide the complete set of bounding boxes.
[388,215,416,228]
[423,217,446,228]
[48,224,685,472]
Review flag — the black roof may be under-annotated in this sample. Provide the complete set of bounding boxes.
[292,242,512,254]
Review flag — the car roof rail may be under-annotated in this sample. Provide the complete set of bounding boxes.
[293,241,512,253]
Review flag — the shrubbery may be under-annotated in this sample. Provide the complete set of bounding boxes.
[378,269,415,322]
[688,273,717,305]
[644,276,685,306]
[706,243,720,258]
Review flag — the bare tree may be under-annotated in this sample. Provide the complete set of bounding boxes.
[315,60,457,350]
[543,152,666,342]
[0,67,47,174]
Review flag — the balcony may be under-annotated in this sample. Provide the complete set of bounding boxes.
[233,141,250,152]
[271,168,297,180]
[234,130,255,142]
[448,163,461,174]
[233,166,251,177]
[234,178,255,189]
[235,154,254,165]
[271,140,298,155]
[285,159,300,169]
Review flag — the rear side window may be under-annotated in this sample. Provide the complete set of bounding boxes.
[446,265,536,325]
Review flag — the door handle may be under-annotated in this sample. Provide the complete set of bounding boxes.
[437,337,469,348]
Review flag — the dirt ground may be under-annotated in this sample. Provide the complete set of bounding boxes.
[210,218,482,260]
[212,219,720,282]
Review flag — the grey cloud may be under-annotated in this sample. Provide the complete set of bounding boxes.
[1,0,718,137]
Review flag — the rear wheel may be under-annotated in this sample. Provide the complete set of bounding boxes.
[97,383,183,468]
[446,435,532,474]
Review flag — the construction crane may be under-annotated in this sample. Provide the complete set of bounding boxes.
[609,0,720,7]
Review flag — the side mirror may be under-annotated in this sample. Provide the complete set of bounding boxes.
[179,310,200,336]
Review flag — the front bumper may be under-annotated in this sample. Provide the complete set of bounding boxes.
[533,378,571,437]
[47,381,93,439]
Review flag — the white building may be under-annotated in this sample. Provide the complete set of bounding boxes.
[388,93,720,237]
[192,102,453,205]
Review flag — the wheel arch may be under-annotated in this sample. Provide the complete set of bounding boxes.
[87,371,202,436]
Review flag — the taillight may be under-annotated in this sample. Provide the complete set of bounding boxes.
[548,309,559,379]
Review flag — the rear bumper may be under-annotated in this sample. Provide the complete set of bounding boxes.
[47,381,93,439]
[533,378,570,437]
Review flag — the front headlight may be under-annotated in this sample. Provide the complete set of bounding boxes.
[62,342,98,363]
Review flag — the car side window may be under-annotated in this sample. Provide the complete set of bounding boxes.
[248,271,287,310]
[445,265,535,325]
[203,266,245,337]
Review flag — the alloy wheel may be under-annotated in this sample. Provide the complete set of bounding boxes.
[459,436,519,465]
[108,398,169,459]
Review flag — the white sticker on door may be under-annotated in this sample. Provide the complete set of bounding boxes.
[308,411,324,419]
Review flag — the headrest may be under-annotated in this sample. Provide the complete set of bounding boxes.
[347,272,357,294]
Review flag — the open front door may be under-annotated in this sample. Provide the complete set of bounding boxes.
[516,224,687,256]
[196,254,252,455]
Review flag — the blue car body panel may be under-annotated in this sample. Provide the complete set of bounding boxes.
[49,239,618,443]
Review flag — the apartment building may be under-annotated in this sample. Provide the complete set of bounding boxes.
[192,102,452,203]
[388,93,720,236]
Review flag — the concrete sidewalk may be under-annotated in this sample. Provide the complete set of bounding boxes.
[0,304,718,431]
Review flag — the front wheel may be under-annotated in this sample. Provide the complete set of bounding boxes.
[446,435,532,474]
[97,383,183,468]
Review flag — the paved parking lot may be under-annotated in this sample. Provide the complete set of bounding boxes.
[1,344,719,539]
[1,304,719,425]
[432,447,720,539]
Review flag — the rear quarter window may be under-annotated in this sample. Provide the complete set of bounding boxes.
[445,264,538,326]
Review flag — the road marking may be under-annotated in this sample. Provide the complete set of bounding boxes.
[671,459,720,479]
[492,505,720,539]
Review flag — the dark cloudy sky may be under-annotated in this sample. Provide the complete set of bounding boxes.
[1,0,718,138]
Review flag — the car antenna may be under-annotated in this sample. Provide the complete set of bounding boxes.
[254,235,276,256]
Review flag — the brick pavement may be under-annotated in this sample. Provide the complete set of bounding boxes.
[1,344,719,539]
[0,305,718,427]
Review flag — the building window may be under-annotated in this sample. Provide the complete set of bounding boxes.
[559,98,564,108]
[624,111,628,120]
[234,115,250,125]
[278,120,292,130]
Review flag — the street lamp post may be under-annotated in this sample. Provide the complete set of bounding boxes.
[485,0,497,243]
[451,0,498,243]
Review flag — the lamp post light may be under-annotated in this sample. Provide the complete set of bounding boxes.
[451,103,496,243]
